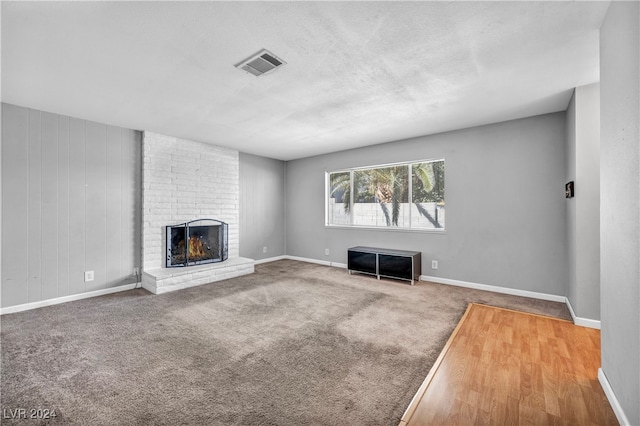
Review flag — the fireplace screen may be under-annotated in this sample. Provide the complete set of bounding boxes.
[166,219,228,267]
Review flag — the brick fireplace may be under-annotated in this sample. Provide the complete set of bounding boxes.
[141,132,254,294]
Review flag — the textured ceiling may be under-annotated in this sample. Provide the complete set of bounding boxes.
[2,1,609,160]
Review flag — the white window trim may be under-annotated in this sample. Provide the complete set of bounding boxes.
[325,158,445,231]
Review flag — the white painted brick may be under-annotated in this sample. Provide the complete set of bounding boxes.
[144,175,172,184]
[147,208,172,216]
[174,184,200,192]
[145,160,173,169]
[142,131,240,270]
[190,278,209,286]
[148,183,177,192]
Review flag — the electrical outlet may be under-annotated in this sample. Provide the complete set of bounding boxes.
[431,260,438,270]
[263,246,268,254]
[84,271,95,282]
[325,248,330,256]
[133,267,139,276]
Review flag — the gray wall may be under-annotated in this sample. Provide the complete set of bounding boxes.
[1,103,142,308]
[565,84,601,321]
[600,2,640,424]
[286,113,568,296]
[239,152,286,261]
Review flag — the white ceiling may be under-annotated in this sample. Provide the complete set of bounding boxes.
[2,1,609,161]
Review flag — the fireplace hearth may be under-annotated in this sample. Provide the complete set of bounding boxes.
[166,219,228,267]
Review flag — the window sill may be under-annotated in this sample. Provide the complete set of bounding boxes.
[324,225,446,234]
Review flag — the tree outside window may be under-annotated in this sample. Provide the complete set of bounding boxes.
[327,159,445,230]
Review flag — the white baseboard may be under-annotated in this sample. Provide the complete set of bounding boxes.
[598,368,631,425]
[254,255,287,265]
[273,255,347,269]
[297,256,346,269]
[284,255,332,266]
[565,298,601,329]
[420,275,601,329]
[0,283,139,315]
[420,274,566,303]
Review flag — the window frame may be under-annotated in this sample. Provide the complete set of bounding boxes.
[325,158,446,232]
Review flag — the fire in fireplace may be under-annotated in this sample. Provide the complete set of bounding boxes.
[166,219,228,267]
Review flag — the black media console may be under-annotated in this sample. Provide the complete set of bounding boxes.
[347,246,422,285]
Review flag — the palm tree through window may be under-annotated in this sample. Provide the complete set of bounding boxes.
[327,159,445,230]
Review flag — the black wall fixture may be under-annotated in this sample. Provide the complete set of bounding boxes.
[565,181,575,198]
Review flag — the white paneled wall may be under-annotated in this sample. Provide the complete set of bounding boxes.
[1,103,142,308]
[238,152,286,261]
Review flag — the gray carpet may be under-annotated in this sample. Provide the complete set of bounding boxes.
[1,259,571,425]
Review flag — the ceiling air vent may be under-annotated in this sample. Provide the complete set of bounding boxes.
[235,49,286,77]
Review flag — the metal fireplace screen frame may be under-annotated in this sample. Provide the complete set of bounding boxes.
[166,219,228,268]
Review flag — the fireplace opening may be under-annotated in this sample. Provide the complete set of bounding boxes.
[166,219,228,267]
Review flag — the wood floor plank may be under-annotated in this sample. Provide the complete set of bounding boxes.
[400,303,618,426]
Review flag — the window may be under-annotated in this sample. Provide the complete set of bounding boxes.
[327,159,445,230]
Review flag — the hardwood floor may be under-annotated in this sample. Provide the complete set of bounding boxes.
[399,303,618,426]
